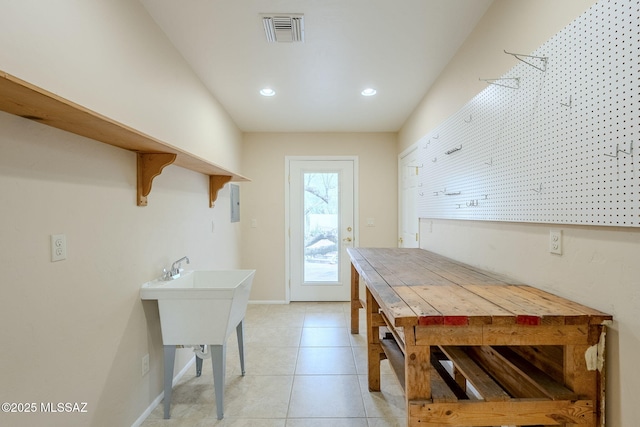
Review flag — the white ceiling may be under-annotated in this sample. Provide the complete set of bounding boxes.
[140,0,493,133]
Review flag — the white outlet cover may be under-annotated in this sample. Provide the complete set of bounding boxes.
[51,234,67,262]
[549,230,562,255]
[142,354,150,376]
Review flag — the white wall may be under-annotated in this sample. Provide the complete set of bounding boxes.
[0,0,241,171]
[242,132,398,302]
[0,1,244,426]
[399,1,637,425]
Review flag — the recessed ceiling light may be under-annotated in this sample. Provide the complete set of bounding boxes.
[260,88,276,97]
[361,88,377,96]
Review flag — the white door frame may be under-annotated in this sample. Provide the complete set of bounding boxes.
[284,156,359,303]
[398,143,420,248]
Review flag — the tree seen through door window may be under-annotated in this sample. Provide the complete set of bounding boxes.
[303,172,339,282]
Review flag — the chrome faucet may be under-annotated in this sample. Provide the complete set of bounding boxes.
[162,256,190,280]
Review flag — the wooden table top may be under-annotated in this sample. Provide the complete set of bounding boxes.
[348,248,612,328]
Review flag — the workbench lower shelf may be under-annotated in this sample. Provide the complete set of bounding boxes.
[408,399,594,426]
[379,327,595,426]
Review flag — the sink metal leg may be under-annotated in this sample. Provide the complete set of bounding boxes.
[195,345,204,377]
[236,320,245,375]
[163,345,176,419]
[162,323,245,421]
[211,344,226,420]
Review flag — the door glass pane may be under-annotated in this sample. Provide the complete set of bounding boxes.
[303,172,339,283]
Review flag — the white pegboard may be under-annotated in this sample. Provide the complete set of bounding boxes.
[417,0,639,226]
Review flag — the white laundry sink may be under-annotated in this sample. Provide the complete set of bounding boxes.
[140,269,255,345]
[141,269,256,420]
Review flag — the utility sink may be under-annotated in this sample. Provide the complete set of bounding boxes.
[141,269,255,420]
[141,270,255,345]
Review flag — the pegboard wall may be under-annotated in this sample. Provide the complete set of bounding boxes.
[417,0,639,226]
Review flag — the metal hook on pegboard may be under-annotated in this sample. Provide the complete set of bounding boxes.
[479,77,520,89]
[604,142,633,158]
[504,50,548,72]
[445,145,462,155]
[560,95,572,108]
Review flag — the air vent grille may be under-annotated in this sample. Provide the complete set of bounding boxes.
[262,14,304,43]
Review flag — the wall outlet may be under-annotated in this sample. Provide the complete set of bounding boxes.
[549,230,562,255]
[142,354,149,376]
[51,234,67,262]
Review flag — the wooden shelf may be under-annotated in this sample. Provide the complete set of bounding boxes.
[0,70,249,207]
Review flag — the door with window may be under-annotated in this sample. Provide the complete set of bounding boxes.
[288,158,356,301]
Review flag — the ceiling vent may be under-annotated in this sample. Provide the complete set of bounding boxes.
[261,14,304,43]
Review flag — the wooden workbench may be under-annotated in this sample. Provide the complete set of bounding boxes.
[348,247,612,427]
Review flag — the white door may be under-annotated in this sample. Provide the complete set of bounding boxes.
[288,158,356,301]
[399,148,420,248]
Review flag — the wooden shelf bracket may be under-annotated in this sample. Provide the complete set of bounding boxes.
[137,153,177,206]
[209,175,232,208]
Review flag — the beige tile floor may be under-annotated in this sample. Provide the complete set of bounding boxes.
[141,302,406,426]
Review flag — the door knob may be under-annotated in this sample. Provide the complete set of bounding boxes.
[343,237,352,242]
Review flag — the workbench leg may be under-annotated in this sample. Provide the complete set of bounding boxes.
[453,367,466,392]
[403,327,431,427]
[366,287,382,391]
[350,262,361,334]
[565,343,599,427]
